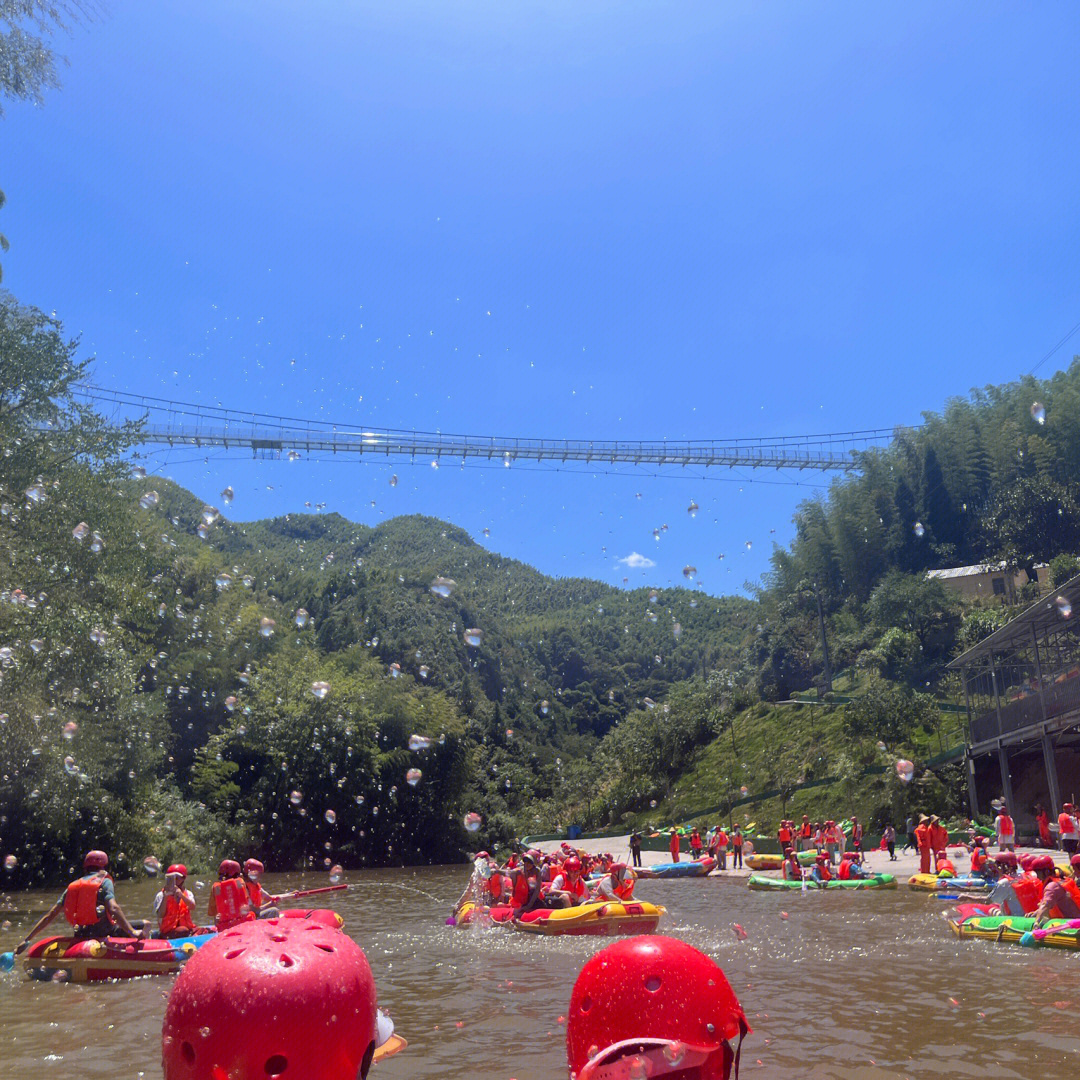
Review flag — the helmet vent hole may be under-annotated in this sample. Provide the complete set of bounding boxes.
[224,949,245,960]
[579,995,593,1012]
[644,975,662,992]
[278,953,294,968]
[271,934,288,943]
[264,1054,288,1076]
[314,943,335,953]
[181,1042,195,1065]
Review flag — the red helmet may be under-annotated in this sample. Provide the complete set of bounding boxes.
[564,857,582,874]
[1029,854,1055,872]
[218,859,242,878]
[167,864,188,879]
[163,918,380,1079]
[994,852,1018,868]
[610,862,628,874]
[1071,854,1080,869]
[566,936,749,1080]
[243,859,264,876]
[83,850,108,870]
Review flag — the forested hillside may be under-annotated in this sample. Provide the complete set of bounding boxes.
[3,290,1080,882]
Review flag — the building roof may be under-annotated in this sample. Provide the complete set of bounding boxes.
[947,570,1080,669]
[927,562,1008,581]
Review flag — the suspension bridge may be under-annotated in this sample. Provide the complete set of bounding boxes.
[73,384,898,472]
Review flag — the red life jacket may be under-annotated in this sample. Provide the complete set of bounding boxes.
[998,815,1014,838]
[212,877,254,930]
[778,827,792,844]
[246,880,265,910]
[511,871,532,909]
[557,875,587,901]
[971,849,988,874]
[485,872,505,903]
[160,892,196,934]
[837,860,852,881]
[716,831,728,847]
[64,876,110,929]
[1063,878,1080,909]
[800,823,812,839]
[817,862,832,882]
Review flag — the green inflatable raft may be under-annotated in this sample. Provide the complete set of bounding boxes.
[747,872,897,891]
[950,913,1080,951]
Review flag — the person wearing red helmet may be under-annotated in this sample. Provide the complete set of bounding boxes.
[208,859,256,931]
[593,862,636,902]
[781,847,801,882]
[507,852,543,914]
[13,850,143,955]
[162,917,404,1079]
[566,936,750,1080]
[155,864,197,937]
[548,856,589,908]
[241,858,279,918]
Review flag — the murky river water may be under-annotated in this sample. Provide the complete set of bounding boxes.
[2,866,1079,1079]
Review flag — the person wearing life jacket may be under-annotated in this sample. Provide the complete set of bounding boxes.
[208,859,255,931]
[163,917,403,1079]
[714,825,729,870]
[566,935,751,1080]
[1035,803,1053,849]
[154,864,197,938]
[799,815,813,851]
[1058,803,1079,855]
[484,863,508,904]
[594,862,636,902]
[1031,855,1080,926]
[993,806,1015,852]
[936,857,957,878]
[810,853,832,885]
[781,848,801,882]
[690,828,704,860]
[914,814,932,875]
[508,853,543,914]
[953,852,1025,914]
[669,828,681,863]
[242,858,280,918]
[836,854,854,881]
[777,820,793,853]
[14,850,144,955]
[928,816,950,866]
[548,857,589,908]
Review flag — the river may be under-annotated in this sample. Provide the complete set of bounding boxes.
[2,866,1079,1079]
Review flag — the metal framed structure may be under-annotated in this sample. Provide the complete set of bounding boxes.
[948,572,1080,820]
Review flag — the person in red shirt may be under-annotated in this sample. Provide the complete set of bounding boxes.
[1034,803,1052,849]
[668,828,681,863]
[689,828,703,861]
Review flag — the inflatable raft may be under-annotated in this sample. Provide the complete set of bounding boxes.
[744,851,817,871]
[949,912,1080,951]
[747,873,897,891]
[454,899,665,936]
[637,856,715,879]
[908,873,991,892]
[20,908,344,983]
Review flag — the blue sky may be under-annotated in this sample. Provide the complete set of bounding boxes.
[5,1,1079,594]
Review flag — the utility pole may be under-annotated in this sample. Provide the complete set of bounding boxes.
[814,584,833,692]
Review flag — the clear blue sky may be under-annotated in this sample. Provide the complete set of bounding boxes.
[5,1,1079,594]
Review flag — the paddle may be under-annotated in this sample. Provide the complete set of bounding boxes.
[267,884,348,904]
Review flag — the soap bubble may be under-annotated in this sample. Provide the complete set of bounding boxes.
[29,638,44,654]
[409,734,433,751]
[406,768,422,786]
[744,541,752,550]
[89,531,104,553]
[673,623,682,640]
[294,608,309,628]
[430,577,456,598]
[895,759,915,783]
[133,466,147,479]
[310,681,330,700]
[540,700,550,716]
[324,809,336,824]
[215,573,232,590]
[913,521,925,538]
[224,696,237,712]
[3,854,16,872]
[463,812,483,832]
[259,617,276,637]
[201,505,220,526]
[63,755,78,776]
[1031,401,1046,425]
[62,721,77,739]
[329,864,344,883]
[143,856,160,876]
[290,790,303,805]
[687,501,699,518]
[740,785,748,796]
[388,662,402,678]
[89,627,107,647]
[1056,596,1072,619]
[72,522,89,541]
[139,491,159,510]
[389,474,398,487]
[221,486,234,505]
[682,565,696,580]
[418,665,430,679]
[463,628,483,647]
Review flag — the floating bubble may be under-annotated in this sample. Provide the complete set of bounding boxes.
[744,541,752,550]
[409,734,433,751]
[687,501,699,518]
[389,662,402,678]
[63,755,78,776]
[682,565,696,580]
[406,768,422,786]
[259,617,276,638]
[133,466,147,480]
[294,608,310,628]
[463,812,483,833]
[463,628,483,647]
[329,864,344,883]
[1031,402,1046,425]
[324,809,337,824]
[895,759,915,783]
[311,681,330,700]
[201,505,220,526]
[505,728,514,740]
[224,695,237,712]
[482,527,490,537]
[430,577,456,598]
[290,790,303,806]
[29,638,44,654]
[540,700,550,716]
[876,740,887,751]
[196,523,210,541]
[24,483,47,505]
[72,521,89,541]
[649,799,658,808]
[3,854,16,872]
[662,1043,687,1068]
[673,623,682,640]
[740,785,749,796]
[62,721,77,739]
[1056,596,1072,619]
[139,491,160,510]
[89,627,107,647]
[89,531,104,553]
[732,923,748,941]
[389,475,398,487]
[242,576,254,589]
[647,611,658,624]
[643,697,656,709]
[221,486,234,505]
[418,665,430,679]
[913,521,925,538]
[143,856,160,876]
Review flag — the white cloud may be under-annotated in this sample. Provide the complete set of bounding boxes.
[618,552,656,569]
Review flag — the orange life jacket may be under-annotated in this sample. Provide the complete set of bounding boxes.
[557,875,588,901]
[998,815,1014,837]
[212,877,253,930]
[1012,873,1044,914]
[160,892,196,934]
[837,860,852,881]
[485,872,505,903]
[716,831,728,847]
[817,861,832,882]
[246,880,265,910]
[971,849,988,874]
[800,823,812,839]
[63,876,110,929]
[1062,877,1080,909]
[511,870,533,909]
[778,827,792,844]
[612,877,635,901]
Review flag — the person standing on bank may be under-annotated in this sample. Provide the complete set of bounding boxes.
[629,831,643,868]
